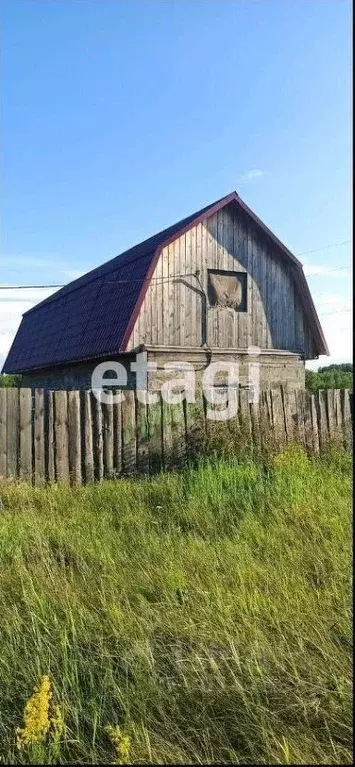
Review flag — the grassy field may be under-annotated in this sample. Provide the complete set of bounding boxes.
[0,445,352,765]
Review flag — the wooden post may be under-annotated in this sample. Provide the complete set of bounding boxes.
[148,394,163,474]
[333,388,343,442]
[34,389,45,483]
[171,398,186,468]
[309,393,320,454]
[82,391,94,483]
[162,399,174,470]
[282,387,295,443]
[295,389,306,446]
[250,400,261,451]
[19,388,32,481]
[185,389,205,462]
[326,388,336,441]
[6,388,19,478]
[121,390,137,475]
[263,389,273,432]
[0,389,7,479]
[304,391,314,453]
[46,390,55,482]
[270,387,286,447]
[54,390,69,482]
[92,391,103,481]
[68,390,82,484]
[316,390,328,451]
[341,389,353,451]
[136,395,149,475]
[239,388,252,443]
[103,391,114,480]
[113,391,122,477]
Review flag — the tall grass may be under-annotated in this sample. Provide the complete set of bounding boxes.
[0,446,352,764]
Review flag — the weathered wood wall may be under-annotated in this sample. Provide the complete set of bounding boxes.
[127,205,317,358]
[0,387,351,484]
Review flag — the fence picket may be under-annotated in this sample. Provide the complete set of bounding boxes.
[316,390,328,450]
[342,389,353,451]
[68,390,81,484]
[0,389,7,479]
[103,391,114,480]
[121,390,137,475]
[92,392,103,481]
[34,389,45,483]
[113,392,122,477]
[54,390,69,482]
[6,388,19,478]
[19,388,32,480]
[136,395,149,475]
[270,387,286,446]
[46,390,55,482]
[82,391,94,482]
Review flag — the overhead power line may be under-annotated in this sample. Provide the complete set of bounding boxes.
[305,265,351,277]
[295,239,351,257]
[0,273,197,290]
[0,284,63,290]
[319,309,352,316]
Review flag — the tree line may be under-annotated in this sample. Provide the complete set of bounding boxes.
[305,363,353,392]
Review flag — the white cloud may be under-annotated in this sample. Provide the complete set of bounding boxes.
[0,287,58,372]
[237,169,265,183]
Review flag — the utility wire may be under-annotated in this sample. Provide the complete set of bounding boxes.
[295,239,351,257]
[319,309,352,316]
[0,235,352,292]
[0,264,352,291]
[305,265,351,276]
[0,284,63,290]
[0,273,197,290]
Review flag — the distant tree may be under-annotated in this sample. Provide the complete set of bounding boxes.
[318,363,353,374]
[305,363,352,392]
[0,374,22,388]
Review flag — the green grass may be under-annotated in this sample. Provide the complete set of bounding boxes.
[0,446,352,764]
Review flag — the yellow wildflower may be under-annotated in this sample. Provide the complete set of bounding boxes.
[16,675,52,748]
[105,724,131,764]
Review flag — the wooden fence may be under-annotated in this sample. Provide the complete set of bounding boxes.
[0,387,352,484]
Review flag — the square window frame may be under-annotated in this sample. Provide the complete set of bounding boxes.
[207,269,248,312]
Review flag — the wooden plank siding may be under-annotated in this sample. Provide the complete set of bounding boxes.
[127,204,314,357]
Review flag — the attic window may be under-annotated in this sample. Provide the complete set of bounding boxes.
[208,270,247,311]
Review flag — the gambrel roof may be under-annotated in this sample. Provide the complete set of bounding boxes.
[2,191,329,373]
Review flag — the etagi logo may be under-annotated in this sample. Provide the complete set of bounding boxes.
[91,349,260,421]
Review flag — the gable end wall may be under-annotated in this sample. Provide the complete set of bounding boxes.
[126,205,317,358]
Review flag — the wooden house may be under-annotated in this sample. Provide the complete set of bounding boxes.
[2,192,328,391]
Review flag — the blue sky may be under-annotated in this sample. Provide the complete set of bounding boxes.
[1,0,352,369]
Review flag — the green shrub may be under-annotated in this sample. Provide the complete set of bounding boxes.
[306,364,352,393]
